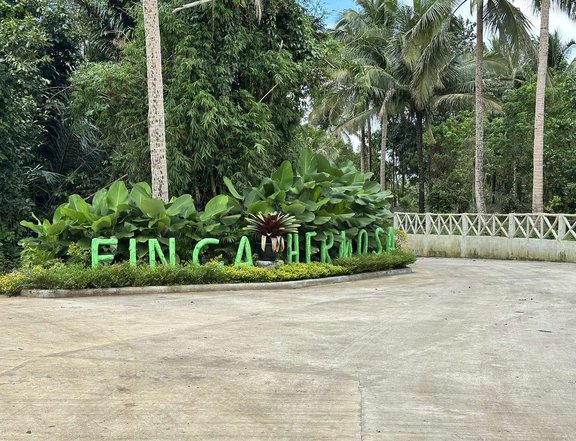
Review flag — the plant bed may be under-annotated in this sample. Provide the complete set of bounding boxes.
[0,251,416,297]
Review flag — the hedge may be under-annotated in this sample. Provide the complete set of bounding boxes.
[0,250,416,296]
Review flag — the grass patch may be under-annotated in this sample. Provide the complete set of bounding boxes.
[0,251,415,296]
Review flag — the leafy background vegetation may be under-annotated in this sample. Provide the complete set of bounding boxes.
[2,0,576,271]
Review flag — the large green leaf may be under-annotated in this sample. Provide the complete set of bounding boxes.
[107,181,129,211]
[296,211,315,223]
[247,200,274,214]
[282,201,306,215]
[68,195,91,217]
[315,154,341,176]
[140,198,166,218]
[313,216,332,225]
[220,214,242,226]
[200,195,230,221]
[272,161,294,191]
[167,194,195,217]
[20,220,43,235]
[91,215,115,232]
[92,189,109,215]
[130,183,152,206]
[44,220,69,237]
[298,148,317,176]
[60,207,90,223]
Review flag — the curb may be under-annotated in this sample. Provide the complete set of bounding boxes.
[20,267,413,299]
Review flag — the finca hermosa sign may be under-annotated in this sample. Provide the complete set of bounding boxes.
[91,227,396,268]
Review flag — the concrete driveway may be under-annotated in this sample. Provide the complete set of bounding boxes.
[1,258,575,440]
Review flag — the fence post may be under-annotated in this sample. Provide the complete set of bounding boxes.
[508,213,516,239]
[558,215,566,241]
[425,213,432,235]
[461,214,469,236]
[393,213,399,230]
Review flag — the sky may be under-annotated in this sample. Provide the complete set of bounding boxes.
[321,0,576,44]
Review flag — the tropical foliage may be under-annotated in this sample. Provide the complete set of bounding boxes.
[19,150,393,265]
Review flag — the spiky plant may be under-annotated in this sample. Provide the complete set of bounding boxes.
[245,212,300,253]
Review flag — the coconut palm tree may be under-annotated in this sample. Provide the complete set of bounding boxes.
[391,0,473,212]
[532,0,576,212]
[313,0,400,177]
[142,0,169,201]
[546,30,576,71]
[471,0,531,213]
[314,0,475,210]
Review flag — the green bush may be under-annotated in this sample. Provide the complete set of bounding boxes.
[334,250,416,273]
[227,148,393,251]
[0,251,415,295]
[20,150,393,267]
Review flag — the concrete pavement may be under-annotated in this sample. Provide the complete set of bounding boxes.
[1,258,576,440]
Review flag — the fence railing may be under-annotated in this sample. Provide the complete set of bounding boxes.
[394,213,576,241]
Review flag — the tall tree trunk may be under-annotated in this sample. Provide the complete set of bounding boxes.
[380,112,388,191]
[360,125,366,172]
[532,0,550,213]
[367,118,372,172]
[416,111,425,213]
[474,1,486,213]
[143,0,169,202]
[392,141,397,205]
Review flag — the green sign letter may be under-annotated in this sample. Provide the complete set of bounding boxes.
[356,229,368,255]
[320,231,334,263]
[234,236,253,267]
[305,231,317,263]
[129,238,137,267]
[193,238,220,265]
[287,233,300,263]
[148,238,176,268]
[374,227,384,255]
[91,237,118,268]
[339,231,353,258]
[386,227,396,251]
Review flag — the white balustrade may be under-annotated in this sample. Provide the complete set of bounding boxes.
[394,213,576,241]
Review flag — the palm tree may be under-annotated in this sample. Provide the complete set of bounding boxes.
[313,0,400,179]
[391,0,471,212]
[314,0,473,210]
[143,0,169,201]
[532,0,576,212]
[546,30,576,71]
[471,0,531,213]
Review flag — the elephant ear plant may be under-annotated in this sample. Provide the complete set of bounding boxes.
[245,212,300,261]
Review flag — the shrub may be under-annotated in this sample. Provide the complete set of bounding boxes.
[334,250,416,273]
[0,251,415,295]
[19,181,244,265]
[0,272,26,296]
[20,150,394,266]
[226,149,394,252]
[271,262,349,280]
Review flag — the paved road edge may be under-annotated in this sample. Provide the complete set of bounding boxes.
[20,267,413,298]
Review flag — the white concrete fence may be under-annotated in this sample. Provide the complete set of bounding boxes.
[393,212,576,262]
